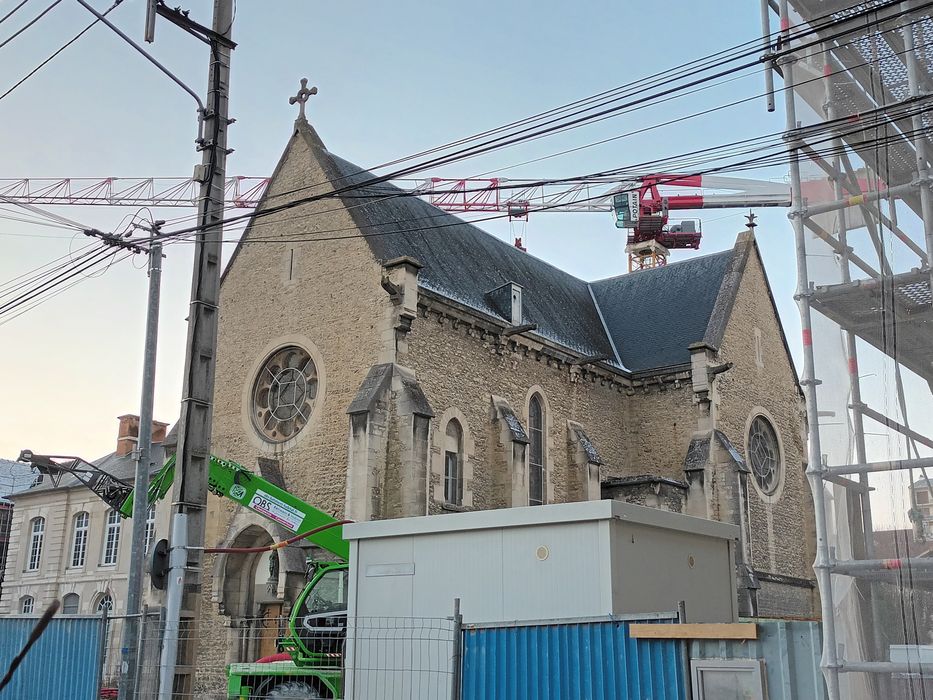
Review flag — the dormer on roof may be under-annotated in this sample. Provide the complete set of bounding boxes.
[485,281,524,326]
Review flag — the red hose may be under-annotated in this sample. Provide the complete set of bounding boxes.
[205,519,352,554]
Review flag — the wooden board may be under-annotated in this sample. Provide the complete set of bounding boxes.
[629,623,758,640]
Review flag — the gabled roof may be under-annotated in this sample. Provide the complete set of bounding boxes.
[321,150,616,360]
[227,120,778,375]
[590,250,738,372]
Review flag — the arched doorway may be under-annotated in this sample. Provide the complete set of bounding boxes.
[220,524,282,664]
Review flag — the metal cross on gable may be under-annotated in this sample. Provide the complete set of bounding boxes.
[289,77,318,120]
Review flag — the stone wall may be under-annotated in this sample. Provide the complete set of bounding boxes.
[406,302,630,512]
[195,124,394,694]
[621,382,699,482]
[713,245,817,613]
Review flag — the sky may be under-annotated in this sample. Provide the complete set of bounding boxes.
[0,0,927,524]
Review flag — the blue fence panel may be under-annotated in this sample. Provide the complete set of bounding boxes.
[0,615,103,700]
[462,618,685,700]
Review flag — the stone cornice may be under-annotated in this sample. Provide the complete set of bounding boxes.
[417,287,692,393]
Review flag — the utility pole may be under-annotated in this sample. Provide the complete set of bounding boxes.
[157,1,234,697]
[118,233,162,700]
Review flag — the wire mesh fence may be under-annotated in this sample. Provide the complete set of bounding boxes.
[1,607,458,699]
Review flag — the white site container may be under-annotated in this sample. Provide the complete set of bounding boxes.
[341,500,738,699]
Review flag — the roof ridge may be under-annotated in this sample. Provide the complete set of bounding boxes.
[589,247,736,285]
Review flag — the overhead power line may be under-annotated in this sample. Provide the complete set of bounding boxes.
[0,0,61,51]
[0,0,31,27]
[0,0,122,103]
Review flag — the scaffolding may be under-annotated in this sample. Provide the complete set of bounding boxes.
[767,0,933,697]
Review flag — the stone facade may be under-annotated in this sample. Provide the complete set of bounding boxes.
[0,417,171,688]
[187,118,818,694]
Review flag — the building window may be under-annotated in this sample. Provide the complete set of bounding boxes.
[917,490,930,505]
[96,593,113,613]
[20,596,34,614]
[251,345,318,443]
[71,512,89,568]
[27,517,44,571]
[144,504,156,553]
[62,593,80,615]
[444,419,464,506]
[528,394,546,506]
[102,510,121,566]
[748,415,782,496]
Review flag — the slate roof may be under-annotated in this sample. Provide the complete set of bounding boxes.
[232,121,763,375]
[321,151,617,360]
[0,459,38,502]
[590,251,736,372]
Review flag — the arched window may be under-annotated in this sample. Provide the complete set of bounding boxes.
[144,504,156,553]
[444,419,464,506]
[27,517,44,571]
[62,593,80,615]
[528,394,546,506]
[96,593,113,613]
[102,510,121,566]
[20,596,34,614]
[71,512,89,568]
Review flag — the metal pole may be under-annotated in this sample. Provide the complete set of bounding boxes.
[96,606,109,699]
[778,2,841,697]
[449,598,462,700]
[162,1,234,695]
[760,0,776,112]
[158,513,187,700]
[134,604,148,699]
[119,240,162,700]
[823,51,885,684]
[901,7,933,285]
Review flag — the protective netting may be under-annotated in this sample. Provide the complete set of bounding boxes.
[785,2,933,697]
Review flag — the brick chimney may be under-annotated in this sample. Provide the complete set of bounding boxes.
[116,415,170,457]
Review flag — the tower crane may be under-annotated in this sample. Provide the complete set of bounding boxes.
[4,172,880,270]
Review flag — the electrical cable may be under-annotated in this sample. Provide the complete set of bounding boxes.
[125,8,933,236]
[148,95,933,247]
[0,0,61,51]
[0,0,121,103]
[253,0,929,210]
[0,0,30,27]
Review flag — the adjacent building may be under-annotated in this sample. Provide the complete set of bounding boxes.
[0,458,37,603]
[0,416,170,618]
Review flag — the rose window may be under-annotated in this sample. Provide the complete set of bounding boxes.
[748,415,781,495]
[251,346,318,443]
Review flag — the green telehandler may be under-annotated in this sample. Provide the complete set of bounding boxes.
[19,449,352,698]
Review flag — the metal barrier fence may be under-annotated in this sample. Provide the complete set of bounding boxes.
[461,615,685,700]
[1,610,457,699]
[0,614,104,700]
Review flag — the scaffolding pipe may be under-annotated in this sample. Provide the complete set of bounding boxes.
[841,661,933,674]
[822,60,885,682]
[779,2,841,696]
[802,218,881,279]
[831,557,933,575]
[761,0,776,112]
[902,9,933,288]
[813,268,928,299]
[799,142,930,262]
[824,456,933,477]
[804,177,930,218]
[858,403,933,450]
